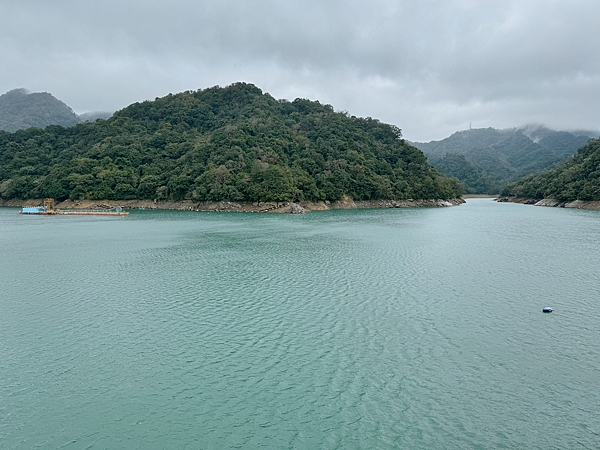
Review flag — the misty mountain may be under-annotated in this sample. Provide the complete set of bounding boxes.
[0,88,81,132]
[0,88,114,132]
[78,111,114,122]
[411,126,596,194]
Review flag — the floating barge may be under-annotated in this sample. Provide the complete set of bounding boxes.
[20,198,129,216]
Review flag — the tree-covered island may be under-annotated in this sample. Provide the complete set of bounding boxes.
[0,83,462,206]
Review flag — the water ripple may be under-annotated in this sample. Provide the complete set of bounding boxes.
[1,202,600,448]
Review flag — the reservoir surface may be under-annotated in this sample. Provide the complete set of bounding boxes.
[1,198,599,449]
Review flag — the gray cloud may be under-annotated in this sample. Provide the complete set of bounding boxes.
[1,0,599,141]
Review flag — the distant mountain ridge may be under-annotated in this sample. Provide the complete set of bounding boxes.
[0,88,113,132]
[411,126,598,194]
[78,111,114,122]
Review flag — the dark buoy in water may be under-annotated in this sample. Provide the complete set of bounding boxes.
[542,307,553,313]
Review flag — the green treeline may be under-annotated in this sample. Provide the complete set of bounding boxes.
[0,83,461,203]
[501,138,600,201]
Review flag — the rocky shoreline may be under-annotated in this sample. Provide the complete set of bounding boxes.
[1,197,465,214]
[496,197,600,210]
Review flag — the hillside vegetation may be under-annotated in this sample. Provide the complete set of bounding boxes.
[501,138,600,201]
[412,127,595,194]
[0,83,461,203]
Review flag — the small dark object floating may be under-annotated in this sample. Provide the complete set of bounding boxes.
[542,307,553,313]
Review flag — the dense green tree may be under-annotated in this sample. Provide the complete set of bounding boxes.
[502,138,600,201]
[0,83,462,203]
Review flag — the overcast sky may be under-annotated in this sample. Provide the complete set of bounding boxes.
[1,0,599,141]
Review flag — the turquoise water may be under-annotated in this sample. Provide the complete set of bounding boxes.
[1,199,599,449]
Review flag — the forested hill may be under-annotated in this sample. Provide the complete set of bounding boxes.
[0,83,461,203]
[411,126,595,194]
[0,89,81,132]
[501,138,600,201]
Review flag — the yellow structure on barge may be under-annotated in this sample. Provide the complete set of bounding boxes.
[20,198,129,216]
